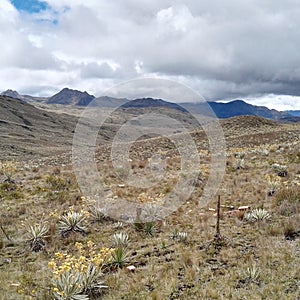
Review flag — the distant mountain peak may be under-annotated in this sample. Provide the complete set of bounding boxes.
[46,87,95,106]
[1,89,22,99]
[207,99,290,120]
[1,89,48,103]
[121,97,187,112]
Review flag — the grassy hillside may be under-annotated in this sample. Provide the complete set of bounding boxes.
[0,116,299,300]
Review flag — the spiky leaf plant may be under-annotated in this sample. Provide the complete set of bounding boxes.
[52,266,107,300]
[170,229,188,242]
[110,247,129,269]
[90,206,110,223]
[58,211,87,238]
[233,158,245,170]
[245,264,260,282]
[113,221,123,229]
[111,232,129,248]
[144,203,161,222]
[244,208,271,223]
[142,222,157,236]
[26,223,48,252]
[81,264,108,298]
[53,271,88,300]
[272,163,288,177]
[49,244,112,300]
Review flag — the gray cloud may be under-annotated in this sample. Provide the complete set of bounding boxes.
[80,62,116,79]
[1,0,300,109]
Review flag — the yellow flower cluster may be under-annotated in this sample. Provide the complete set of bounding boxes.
[229,147,248,156]
[0,160,17,179]
[48,241,114,278]
[80,209,90,219]
[200,164,210,177]
[80,196,96,206]
[48,241,115,298]
[53,287,65,297]
[265,174,281,191]
[265,174,281,185]
[137,192,165,204]
[49,209,59,218]
[75,241,114,266]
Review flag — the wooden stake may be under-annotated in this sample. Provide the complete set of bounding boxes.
[215,195,221,238]
[0,224,10,240]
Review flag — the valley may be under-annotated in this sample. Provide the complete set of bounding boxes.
[0,94,299,299]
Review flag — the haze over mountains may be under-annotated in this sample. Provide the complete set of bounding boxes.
[0,89,299,161]
[1,87,299,121]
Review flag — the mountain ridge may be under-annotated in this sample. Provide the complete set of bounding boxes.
[46,88,95,106]
[1,88,300,121]
[1,89,48,102]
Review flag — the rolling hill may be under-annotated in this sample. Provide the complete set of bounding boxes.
[0,95,77,159]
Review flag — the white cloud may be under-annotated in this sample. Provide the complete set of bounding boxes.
[1,0,300,111]
[245,95,300,111]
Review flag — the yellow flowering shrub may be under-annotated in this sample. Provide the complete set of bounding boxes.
[0,160,18,181]
[265,174,281,195]
[48,241,115,299]
[137,192,164,203]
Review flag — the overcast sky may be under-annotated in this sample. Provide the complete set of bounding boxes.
[1,0,300,110]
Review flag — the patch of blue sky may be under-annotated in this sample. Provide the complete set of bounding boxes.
[10,0,49,14]
[10,0,70,26]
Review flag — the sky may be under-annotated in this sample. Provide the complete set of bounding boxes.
[1,0,300,110]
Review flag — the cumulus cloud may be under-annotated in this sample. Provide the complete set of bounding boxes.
[0,0,300,110]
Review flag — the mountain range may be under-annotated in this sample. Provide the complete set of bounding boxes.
[286,110,300,117]
[1,88,299,121]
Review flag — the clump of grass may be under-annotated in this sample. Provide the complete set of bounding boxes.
[0,182,23,200]
[275,186,300,216]
[244,208,271,223]
[26,223,48,252]
[45,175,70,191]
[283,217,300,240]
[0,181,17,193]
[45,175,73,203]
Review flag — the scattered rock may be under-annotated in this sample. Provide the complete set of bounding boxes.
[126,265,136,272]
[238,205,251,211]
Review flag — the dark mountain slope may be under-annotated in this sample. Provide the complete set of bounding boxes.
[47,88,95,106]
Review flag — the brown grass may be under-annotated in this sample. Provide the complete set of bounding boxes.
[0,117,300,299]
